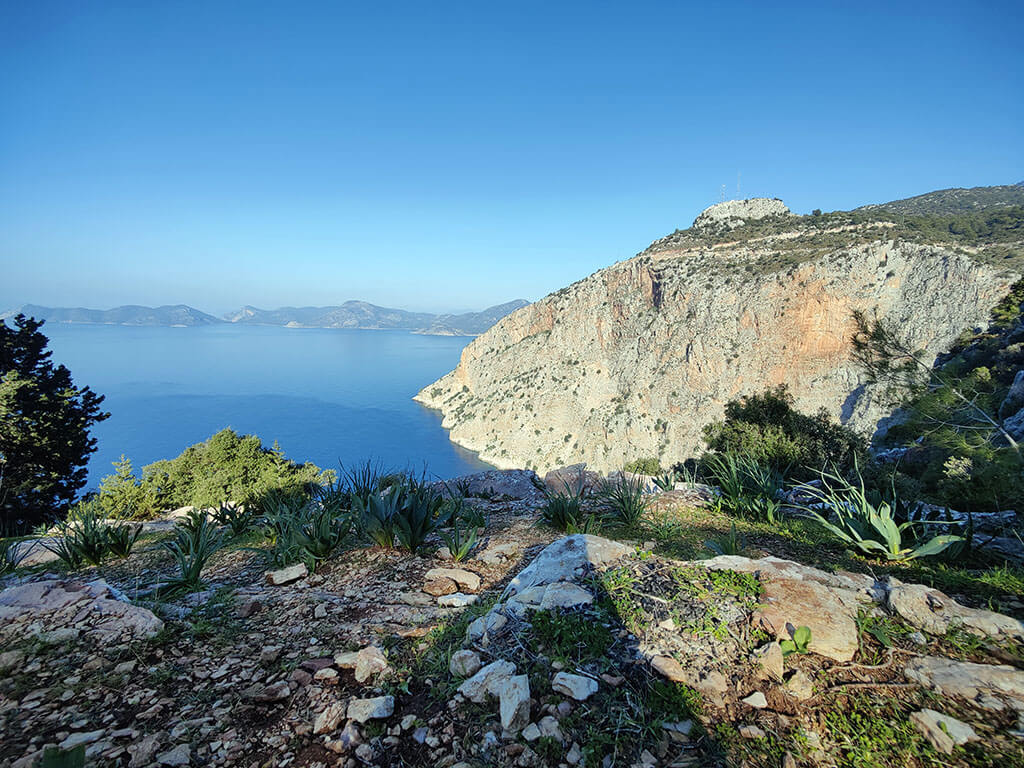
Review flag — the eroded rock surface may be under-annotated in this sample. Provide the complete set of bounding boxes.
[416,226,1012,473]
[0,579,163,643]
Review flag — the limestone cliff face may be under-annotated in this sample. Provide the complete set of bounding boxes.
[416,206,1017,474]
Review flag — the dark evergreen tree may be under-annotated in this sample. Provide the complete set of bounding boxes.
[0,314,109,532]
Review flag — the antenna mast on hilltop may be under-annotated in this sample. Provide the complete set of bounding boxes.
[720,184,726,202]
[737,172,741,198]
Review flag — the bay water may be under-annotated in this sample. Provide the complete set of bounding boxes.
[42,324,491,489]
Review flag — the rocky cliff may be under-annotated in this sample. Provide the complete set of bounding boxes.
[416,198,1021,474]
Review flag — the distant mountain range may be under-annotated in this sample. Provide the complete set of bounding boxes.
[1,299,531,336]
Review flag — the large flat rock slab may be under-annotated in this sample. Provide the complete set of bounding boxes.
[502,534,631,597]
[905,656,1024,710]
[0,579,164,643]
[888,580,1024,640]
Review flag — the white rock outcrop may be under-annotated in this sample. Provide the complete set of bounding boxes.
[692,198,791,231]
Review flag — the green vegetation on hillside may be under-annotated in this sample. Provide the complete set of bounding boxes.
[701,385,866,481]
[864,279,1024,514]
[866,183,1024,216]
[654,203,1024,273]
[96,428,332,517]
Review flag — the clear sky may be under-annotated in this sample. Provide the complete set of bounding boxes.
[1,1,1021,315]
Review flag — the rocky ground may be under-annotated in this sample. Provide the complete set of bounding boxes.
[2,470,1024,767]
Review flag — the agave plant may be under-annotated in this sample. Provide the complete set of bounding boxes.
[296,503,352,564]
[342,459,387,509]
[105,522,142,558]
[652,470,677,492]
[704,521,747,556]
[162,510,224,592]
[258,492,311,566]
[0,538,28,576]
[796,467,962,561]
[702,453,785,522]
[439,498,481,562]
[453,477,472,497]
[394,483,445,554]
[596,473,649,526]
[44,506,111,567]
[212,502,259,537]
[540,481,601,534]
[354,485,403,548]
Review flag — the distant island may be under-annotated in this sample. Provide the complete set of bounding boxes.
[0,299,531,336]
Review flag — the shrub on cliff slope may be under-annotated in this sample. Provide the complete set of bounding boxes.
[702,386,867,481]
[859,281,1024,513]
[0,314,109,533]
[137,428,331,512]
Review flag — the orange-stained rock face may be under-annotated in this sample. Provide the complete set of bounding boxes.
[415,235,1014,474]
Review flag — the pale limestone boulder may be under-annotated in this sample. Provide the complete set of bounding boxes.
[551,672,598,701]
[354,646,388,683]
[449,650,482,678]
[888,581,1024,639]
[539,583,594,611]
[265,563,308,586]
[498,675,531,731]
[544,464,602,496]
[502,535,630,598]
[438,593,478,608]
[334,650,359,668]
[909,709,980,754]
[423,577,458,596]
[465,610,508,644]
[905,656,1024,709]
[753,642,784,681]
[457,660,516,704]
[0,579,163,643]
[754,577,861,662]
[314,703,347,735]
[425,567,480,593]
[347,696,394,723]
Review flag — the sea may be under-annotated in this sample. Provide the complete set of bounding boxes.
[42,324,492,490]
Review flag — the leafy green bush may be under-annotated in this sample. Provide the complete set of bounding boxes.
[702,386,867,481]
[854,290,1024,514]
[796,467,962,561]
[162,509,224,592]
[138,429,331,512]
[97,455,158,519]
[623,457,661,475]
[596,474,649,526]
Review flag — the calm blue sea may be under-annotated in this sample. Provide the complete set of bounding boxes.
[42,324,491,489]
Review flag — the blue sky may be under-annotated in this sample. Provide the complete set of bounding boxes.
[1,1,1021,314]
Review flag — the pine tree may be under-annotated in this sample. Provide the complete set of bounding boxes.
[0,314,110,532]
